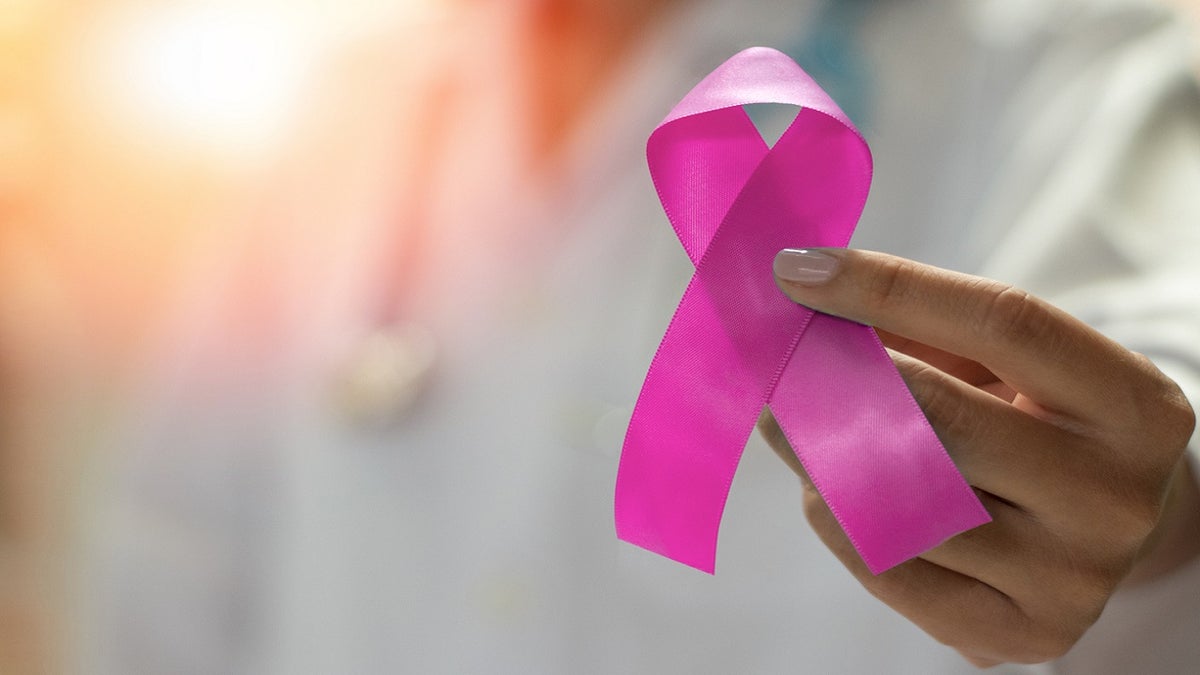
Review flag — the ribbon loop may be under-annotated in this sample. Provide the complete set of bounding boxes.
[615,47,989,575]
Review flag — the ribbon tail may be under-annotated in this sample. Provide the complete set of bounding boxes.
[768,313,992,574]
[614,273,796,574]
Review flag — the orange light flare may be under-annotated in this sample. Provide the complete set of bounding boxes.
[1,4,458,670]
[76,2,316,167]
[1,0,451,377]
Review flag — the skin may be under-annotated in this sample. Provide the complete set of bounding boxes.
[760,248,1199,667]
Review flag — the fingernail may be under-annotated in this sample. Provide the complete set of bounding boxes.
[773,248,840,285]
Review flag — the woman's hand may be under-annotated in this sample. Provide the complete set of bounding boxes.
[760,248,1198,666]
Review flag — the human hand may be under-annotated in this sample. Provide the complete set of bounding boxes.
[759,248,1198,666]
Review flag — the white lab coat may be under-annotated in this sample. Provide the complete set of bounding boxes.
[73,0,1200,673]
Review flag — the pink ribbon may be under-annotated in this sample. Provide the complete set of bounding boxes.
[614,47,990,575]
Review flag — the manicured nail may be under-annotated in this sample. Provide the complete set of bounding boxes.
[773,248,840,285]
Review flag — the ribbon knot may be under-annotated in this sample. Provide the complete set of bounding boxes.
[614,47,989,575]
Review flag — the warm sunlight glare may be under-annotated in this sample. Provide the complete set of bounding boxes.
[87,4,310,162]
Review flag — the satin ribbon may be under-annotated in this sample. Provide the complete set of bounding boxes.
[614,47,990,575]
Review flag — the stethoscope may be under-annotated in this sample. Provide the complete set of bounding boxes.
[328,23,466,428]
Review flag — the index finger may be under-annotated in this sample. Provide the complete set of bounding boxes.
[772,248,1147,424]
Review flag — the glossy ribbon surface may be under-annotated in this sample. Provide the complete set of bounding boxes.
[614,47,990,575]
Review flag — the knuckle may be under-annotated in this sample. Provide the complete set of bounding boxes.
[896,358,977,446]
[920,381,969,442]
[1170,397,1196,442]
[988,611,1092,664]
[925,571,1104,664]
[977,284,1048,347]
[1082,563,1127,604]
[1050,559,1121,619]
[1117,491,1164,543]
[1156,375,1197,446]
[1113,356,1195,467]
[863,256,917,313]
[1020,626,1083,664]
[1068,480,1161,556]
[1023,599,1103,663]
[923,589,1035,661]
[1068,468,1160,550]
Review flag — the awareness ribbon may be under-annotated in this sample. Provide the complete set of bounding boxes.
[614,47,990,575]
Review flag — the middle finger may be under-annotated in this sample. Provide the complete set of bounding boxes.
[890,350,1088,517]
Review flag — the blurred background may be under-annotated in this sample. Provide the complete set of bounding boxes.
[0,3,463,671]
[3,2,674,671]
